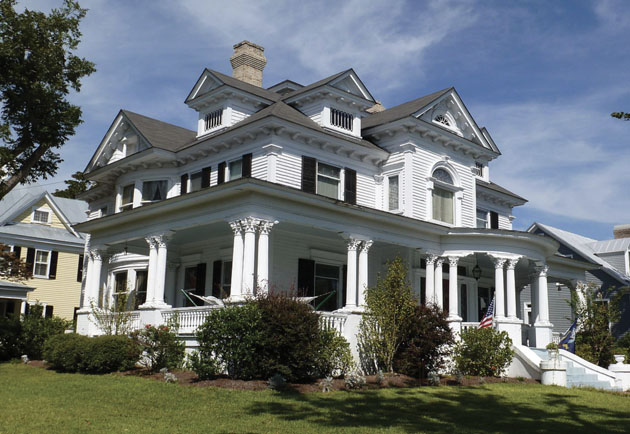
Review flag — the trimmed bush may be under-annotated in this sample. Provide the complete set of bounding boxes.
[454,327,514,377]
[393,304,454,378]
[316,329,354,377]
[132,324,185,372]
[43,333,140,373]
[188,351,219,380]
[0,315,22,361]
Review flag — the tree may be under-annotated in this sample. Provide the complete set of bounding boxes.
[0,0,95,200]
[53,171,90,198]
[611,112,630,121]
[0,242,30,281]
[358,256,417,373]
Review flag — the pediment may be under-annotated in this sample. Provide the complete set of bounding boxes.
[329,70,374,102]
[414,89,494,151]
[185,70,224,103]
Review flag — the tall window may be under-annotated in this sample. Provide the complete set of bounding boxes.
[142,180,168,203]
[330,108,354,131]
[229,159,242,181]
[476,209,488,228]
[432,168,454,224]
[388,175,399,211]
[34,250,50,277]
[134,270,147,309]
[121,184,134,211]
[204,109,223,131]
[314,263,340,312]
[221,261,232,298]
[317,163,340,199]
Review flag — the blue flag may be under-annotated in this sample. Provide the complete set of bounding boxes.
[559,319,577,353]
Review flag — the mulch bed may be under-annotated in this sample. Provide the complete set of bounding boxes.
[27,361,538,393]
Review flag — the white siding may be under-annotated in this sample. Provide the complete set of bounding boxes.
[356,171,374,208]
[596,252,627,274]
[276,151,302,189]
[251,151,267,180]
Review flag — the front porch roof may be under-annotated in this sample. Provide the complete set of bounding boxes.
[75,178,559,261]
[0,280,34,301]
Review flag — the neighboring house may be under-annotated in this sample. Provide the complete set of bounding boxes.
[527,222,630,338]
[74,41,591,352]
[0,186,88,320]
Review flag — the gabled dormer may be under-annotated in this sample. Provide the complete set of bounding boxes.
[282,69,375,138]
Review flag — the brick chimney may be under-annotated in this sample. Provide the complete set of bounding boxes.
[613,224,630,239]
[230,41,266,87]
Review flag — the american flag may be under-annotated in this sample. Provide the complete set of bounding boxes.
[478,297,495,329]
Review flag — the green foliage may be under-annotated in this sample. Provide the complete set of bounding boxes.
[90,292,136,336]
[52,171,91,199]
[358,256,417,373]
[20,304,70,359]
[0,0,95,199]
[572,283,624,368]
[0,314,21,361]
[43,333,140,373]
[132,323,185,372]
[0,242,31,281]
[193,294,352,382]
[611,112,630,121]
[393,304,454,378]
[454,328,514,377]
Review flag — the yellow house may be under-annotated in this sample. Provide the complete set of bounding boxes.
[0,186,87,321]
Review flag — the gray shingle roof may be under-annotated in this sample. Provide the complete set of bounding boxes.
[476,179,527,203]
[281,69,351,100]
[361,88,452,130]
[122,110,196,152]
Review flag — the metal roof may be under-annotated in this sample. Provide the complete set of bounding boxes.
[0,186,88,227]
[0,222,84,245]
[476,179,528,203]
[589,238,630,254]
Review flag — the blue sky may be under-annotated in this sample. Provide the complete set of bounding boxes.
[17,0,630,240]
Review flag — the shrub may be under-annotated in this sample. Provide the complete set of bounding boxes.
[0,315,22,361]
[20,304,70,359]
[43,333,140,373]
[316,329,354,377]
[393,304,454,378]
[188,351,219,380]
[454,328,514,377]
[344,371,366,390]
[132,324,185,372]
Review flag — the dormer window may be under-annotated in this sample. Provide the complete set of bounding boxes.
[32,209,51,224]
[330,108,354,131]
[204,109,223,131]
[434,114,451,127]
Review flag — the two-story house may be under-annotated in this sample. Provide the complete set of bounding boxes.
[75,41,591,350]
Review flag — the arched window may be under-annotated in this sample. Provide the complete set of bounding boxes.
[434,114,451,127]
[432,168,455,224]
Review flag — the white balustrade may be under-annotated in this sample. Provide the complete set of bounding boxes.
[161,307,221,334]
[318,312,348,335]
[461,322,480,332]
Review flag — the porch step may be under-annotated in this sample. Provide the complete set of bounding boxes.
[530,348,614,391]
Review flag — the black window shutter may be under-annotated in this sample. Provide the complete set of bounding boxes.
[201,166,211,188]
[301,156,316,194]
[44,305,54,318]
[49,251,58,279]
[196,263,207,296]
[217,162,226,184]
[13,246,21,260]
[242,153,252,178]
[490,211,499,229]
[344,168,357,204]
[24,303,30,316]
[180,174,188,195]
[26,248,35,272]
[77,254,84,282]
[297,258,315,297]
[212,260,222,298]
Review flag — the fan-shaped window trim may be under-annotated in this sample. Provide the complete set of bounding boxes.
[432,168,454,185]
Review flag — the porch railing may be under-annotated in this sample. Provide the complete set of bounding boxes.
[161,306,222,334]
[318,311,348,335]
[461,322,479,331]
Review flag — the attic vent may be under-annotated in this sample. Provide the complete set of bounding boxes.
[204,109,223,131]
[434,114,451,127]
[330,108,353,131]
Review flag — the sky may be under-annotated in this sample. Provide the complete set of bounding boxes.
[14,0,630,241]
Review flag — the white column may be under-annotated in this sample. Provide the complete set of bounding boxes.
[506,258,519,319]
[493,257,506,319]
[141,237,158,308]
[530,276,539,325]
[537,265,550,324]
[241,217,258,296]
[81,253,95,309]
[90,250,103,307]
[434,257,444,309]
[448,256,461,320]
[229,221,244,301]
[256,220,276,294]
[153,234,170,307]
[425,254,436,304]
[344,238,360,310]
[357,240,373,307]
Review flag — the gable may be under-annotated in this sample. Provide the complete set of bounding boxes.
[15,199,64,229]
[185,69,224,102]
[328,70,374,102]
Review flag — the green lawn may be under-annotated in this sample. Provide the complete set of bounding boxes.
[1,364,629,433]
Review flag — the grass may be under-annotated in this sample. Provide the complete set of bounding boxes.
[1,363,629,433]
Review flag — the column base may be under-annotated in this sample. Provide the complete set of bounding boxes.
[338,305,365,314]
[496,318,523,345]
[447,316,462,336]
[532,322,553,348]
[540,359,567,387]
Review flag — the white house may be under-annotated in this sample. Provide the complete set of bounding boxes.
[75,41,592,353]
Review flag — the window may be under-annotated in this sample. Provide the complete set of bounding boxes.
[142,180,167,203]
[229,159,242,181]
[388,175,400,211]
[114,271,128,294]
[432,168,453,184]
[204,109,223,131]
[121,184,134,211]
[32,209,50,224]
[314,263,340,312]
[317,163,340,199]
[134,270,147,309]
[33,250,50,277]
[330,108,354,131]
[99,206,108,217]
[434,114,451,127]
[472,162,484,177]
[431,168,455,224]
[476,209,489,228]
[221,261,232,298]
[190,171,203,192]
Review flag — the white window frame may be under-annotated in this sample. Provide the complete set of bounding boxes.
[189,170,203,192]
[316,161,341,199]
[119,183,135,212]
[228,158,243,181]
[31,207,51,224]
[386,173,402,213]
[141,179,169,205]
[426,165,463,227]
[476,209,490,229]
[33,249,51,278]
